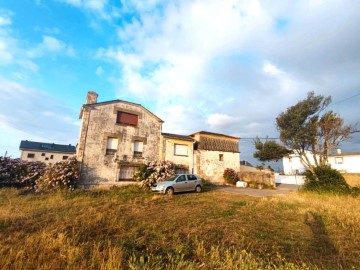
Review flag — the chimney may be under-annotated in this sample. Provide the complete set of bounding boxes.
[86,91,98,104]
[337,148,342,155]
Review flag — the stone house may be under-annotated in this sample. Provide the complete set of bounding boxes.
[19,140,75,164]
[77,92,240,188]
[191,131,240,184]
[77,92,163,187]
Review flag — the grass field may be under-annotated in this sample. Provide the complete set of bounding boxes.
[0,187,359,269]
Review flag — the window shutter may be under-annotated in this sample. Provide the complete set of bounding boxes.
[134,141,143,152]
[117,112,138,126]
[107,138,118,150]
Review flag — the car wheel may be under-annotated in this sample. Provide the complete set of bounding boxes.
[195,185,202,193]
[165,187,174,195]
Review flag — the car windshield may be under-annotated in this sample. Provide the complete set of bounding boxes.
[164,175,177,182]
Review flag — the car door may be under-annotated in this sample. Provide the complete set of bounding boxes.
[174,175,187,192]
[185,174,197,191]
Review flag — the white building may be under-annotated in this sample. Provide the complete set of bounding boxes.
[282,149,360,175]
[19,140,75,164]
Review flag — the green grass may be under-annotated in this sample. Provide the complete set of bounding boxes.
[0,186,359,269]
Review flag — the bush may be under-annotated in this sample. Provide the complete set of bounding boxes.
[133,160,175,188]
[0,157,46,188]
[34,156,79,193]
[304,166,350,193]
[223,168,239,185]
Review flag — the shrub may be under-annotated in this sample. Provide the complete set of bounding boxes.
[34,156,79,193]
[304,166,350,193]
[133,160,175,188]
[0,157,46,188]
[223,168,239,185]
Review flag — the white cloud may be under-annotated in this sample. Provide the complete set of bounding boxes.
[0,77,78,157]
[0,14,11,26]
[95,0,360,163]
[28,35,76,58]
[95,66,104,76]
[58,0,111,20]
[207,113,239,129]
[42,35,64,52]
[263,62,282,75]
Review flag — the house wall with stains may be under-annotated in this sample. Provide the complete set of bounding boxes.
[195,150,240,183]
[162,137,194,173]
[77,92,162,188]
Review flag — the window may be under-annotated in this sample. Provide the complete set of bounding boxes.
[50,155,54,159]
[335,157,343,164]
[45,157,49,160]
[106,137,118,155]
[134,141,143,157]
[187,174,197,181]
[62,156,69,160]
[41,153,45,156]
[219,154,224,161]
[27,153,35,158]
[174,144,188,156]
[117,111,138,126]
[176,175,186,182]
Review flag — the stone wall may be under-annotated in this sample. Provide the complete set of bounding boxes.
[77,101,162,187]
[196,150,240,184]
[239,171,275,187]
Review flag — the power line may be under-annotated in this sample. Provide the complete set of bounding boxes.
[330,92,360,106]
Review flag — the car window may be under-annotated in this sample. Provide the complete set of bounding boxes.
[166,175,177,181]
[187,174,197,181]
[176,175,186,182]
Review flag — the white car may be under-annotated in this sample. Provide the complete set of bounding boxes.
[151,174,203,195]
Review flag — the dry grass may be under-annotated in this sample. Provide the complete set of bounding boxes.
[0,186,359,269]
[343,173,360,187]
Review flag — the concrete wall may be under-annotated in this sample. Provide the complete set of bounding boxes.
[162,137,193,173]
[20,150,73,164]
[275,174,305,185]
[78,102,162,186]
[328,155,360,173]
[195,150,240,184]
[283,153,360,174]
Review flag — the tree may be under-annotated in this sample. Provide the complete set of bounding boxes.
[253,138,291,162]
[276,92,353,174]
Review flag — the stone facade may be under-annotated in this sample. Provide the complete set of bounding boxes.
[77,92,163,188]
[191,131,240,184]
[77,92,241,187]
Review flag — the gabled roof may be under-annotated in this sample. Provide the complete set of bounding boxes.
[19,140,76,153]
[162,132,194,142]
[190,131,240,140]
[80,99,164,123]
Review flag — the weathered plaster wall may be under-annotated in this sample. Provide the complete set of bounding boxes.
[20,150,72,164]
[195,150,240,183]
[162,137,193,172]
[328,155,360,173]
[78,102,162,186]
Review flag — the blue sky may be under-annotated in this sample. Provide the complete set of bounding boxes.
[1,0,359,167]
